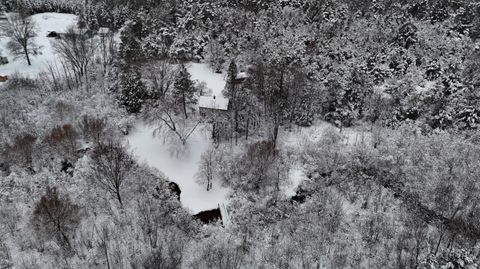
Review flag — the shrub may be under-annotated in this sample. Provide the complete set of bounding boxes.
[78,115,107,143]
[31,187,81,251]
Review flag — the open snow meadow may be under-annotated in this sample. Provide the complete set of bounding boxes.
[2,1,480,268]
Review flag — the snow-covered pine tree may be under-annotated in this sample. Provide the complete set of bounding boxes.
[223,59,237,98]
[172,64,197,119]
[119,20,143,64]
[205,38,226,73]
[119,69,147,114]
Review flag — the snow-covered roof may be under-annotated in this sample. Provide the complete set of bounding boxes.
[236,72,248,79]
[98,27,110,34]
[199,96,229,111]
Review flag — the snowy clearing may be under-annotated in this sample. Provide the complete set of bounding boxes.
[128,123,230,214]
[0,13,77,77]
[128,63,230,214]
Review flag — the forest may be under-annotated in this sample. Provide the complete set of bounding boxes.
[1,0,480,268]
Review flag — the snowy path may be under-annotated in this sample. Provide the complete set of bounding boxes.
[128,63,229,214]
[0,13,78,77]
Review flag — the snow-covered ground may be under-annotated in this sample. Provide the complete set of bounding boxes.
[278,123,333,197]
[188,63,225,97]
[128,63,230,214]
[0,13,78,77]
[128,123,230,214]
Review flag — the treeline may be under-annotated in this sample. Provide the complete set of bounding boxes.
[101,0,480,134]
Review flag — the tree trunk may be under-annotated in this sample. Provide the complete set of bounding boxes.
[272,122,279,148]
[234,109,239,144]
[116,190,123,208]
[59,229,72,250]
[182,92,188,119]
[212,122,216,139]
[24,47,31,66]
[207,175,211,191]
[84,66,89,93]
[104,242,111,269]
[434,229,444,255]
[245,116,250,140]
[414,238,421,268]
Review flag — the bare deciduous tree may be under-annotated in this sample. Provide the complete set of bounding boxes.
[1,14,39,66]
[99,31,116,74]
[78,115,107,144]
[31,187,81,250]
[95,224,112,269]
[196,148,215,191]
[189,233,244,269]
[143,229,187,269]
[146,60,177,100]
[143,98,201,147]
[8,132,37,168]
[53,27,96,91]
[44,124,79,158]
[90,142,134,207]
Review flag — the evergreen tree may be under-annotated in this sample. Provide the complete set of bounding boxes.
[119,69,148,114]
[172,64,197,119]
[223,59,238,98]
[119,20,143,64]
[224,60,241,140]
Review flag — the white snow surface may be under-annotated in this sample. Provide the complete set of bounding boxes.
[284,167,306,197]
[128,123,230,214]
[188,62,225,96]
[128,63,230,214]
[0,13,78,77]
[198,95,229,110]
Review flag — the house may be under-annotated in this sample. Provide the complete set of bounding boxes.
[0,56,8,65]
[199,95,229,116]
[47,31,59,38]
[0,75,8,82]
[97,27,111,36]
[199,95,230,141]
[56,27,94,39]
[234,71,249,85]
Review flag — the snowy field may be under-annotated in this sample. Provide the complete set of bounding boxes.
[0,13,78,77]
[128,63,229,214]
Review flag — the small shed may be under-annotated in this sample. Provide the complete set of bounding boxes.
[234,72,249,85]
[0,56,8,65]
[199,95,229,116]
[97,27,111,36]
